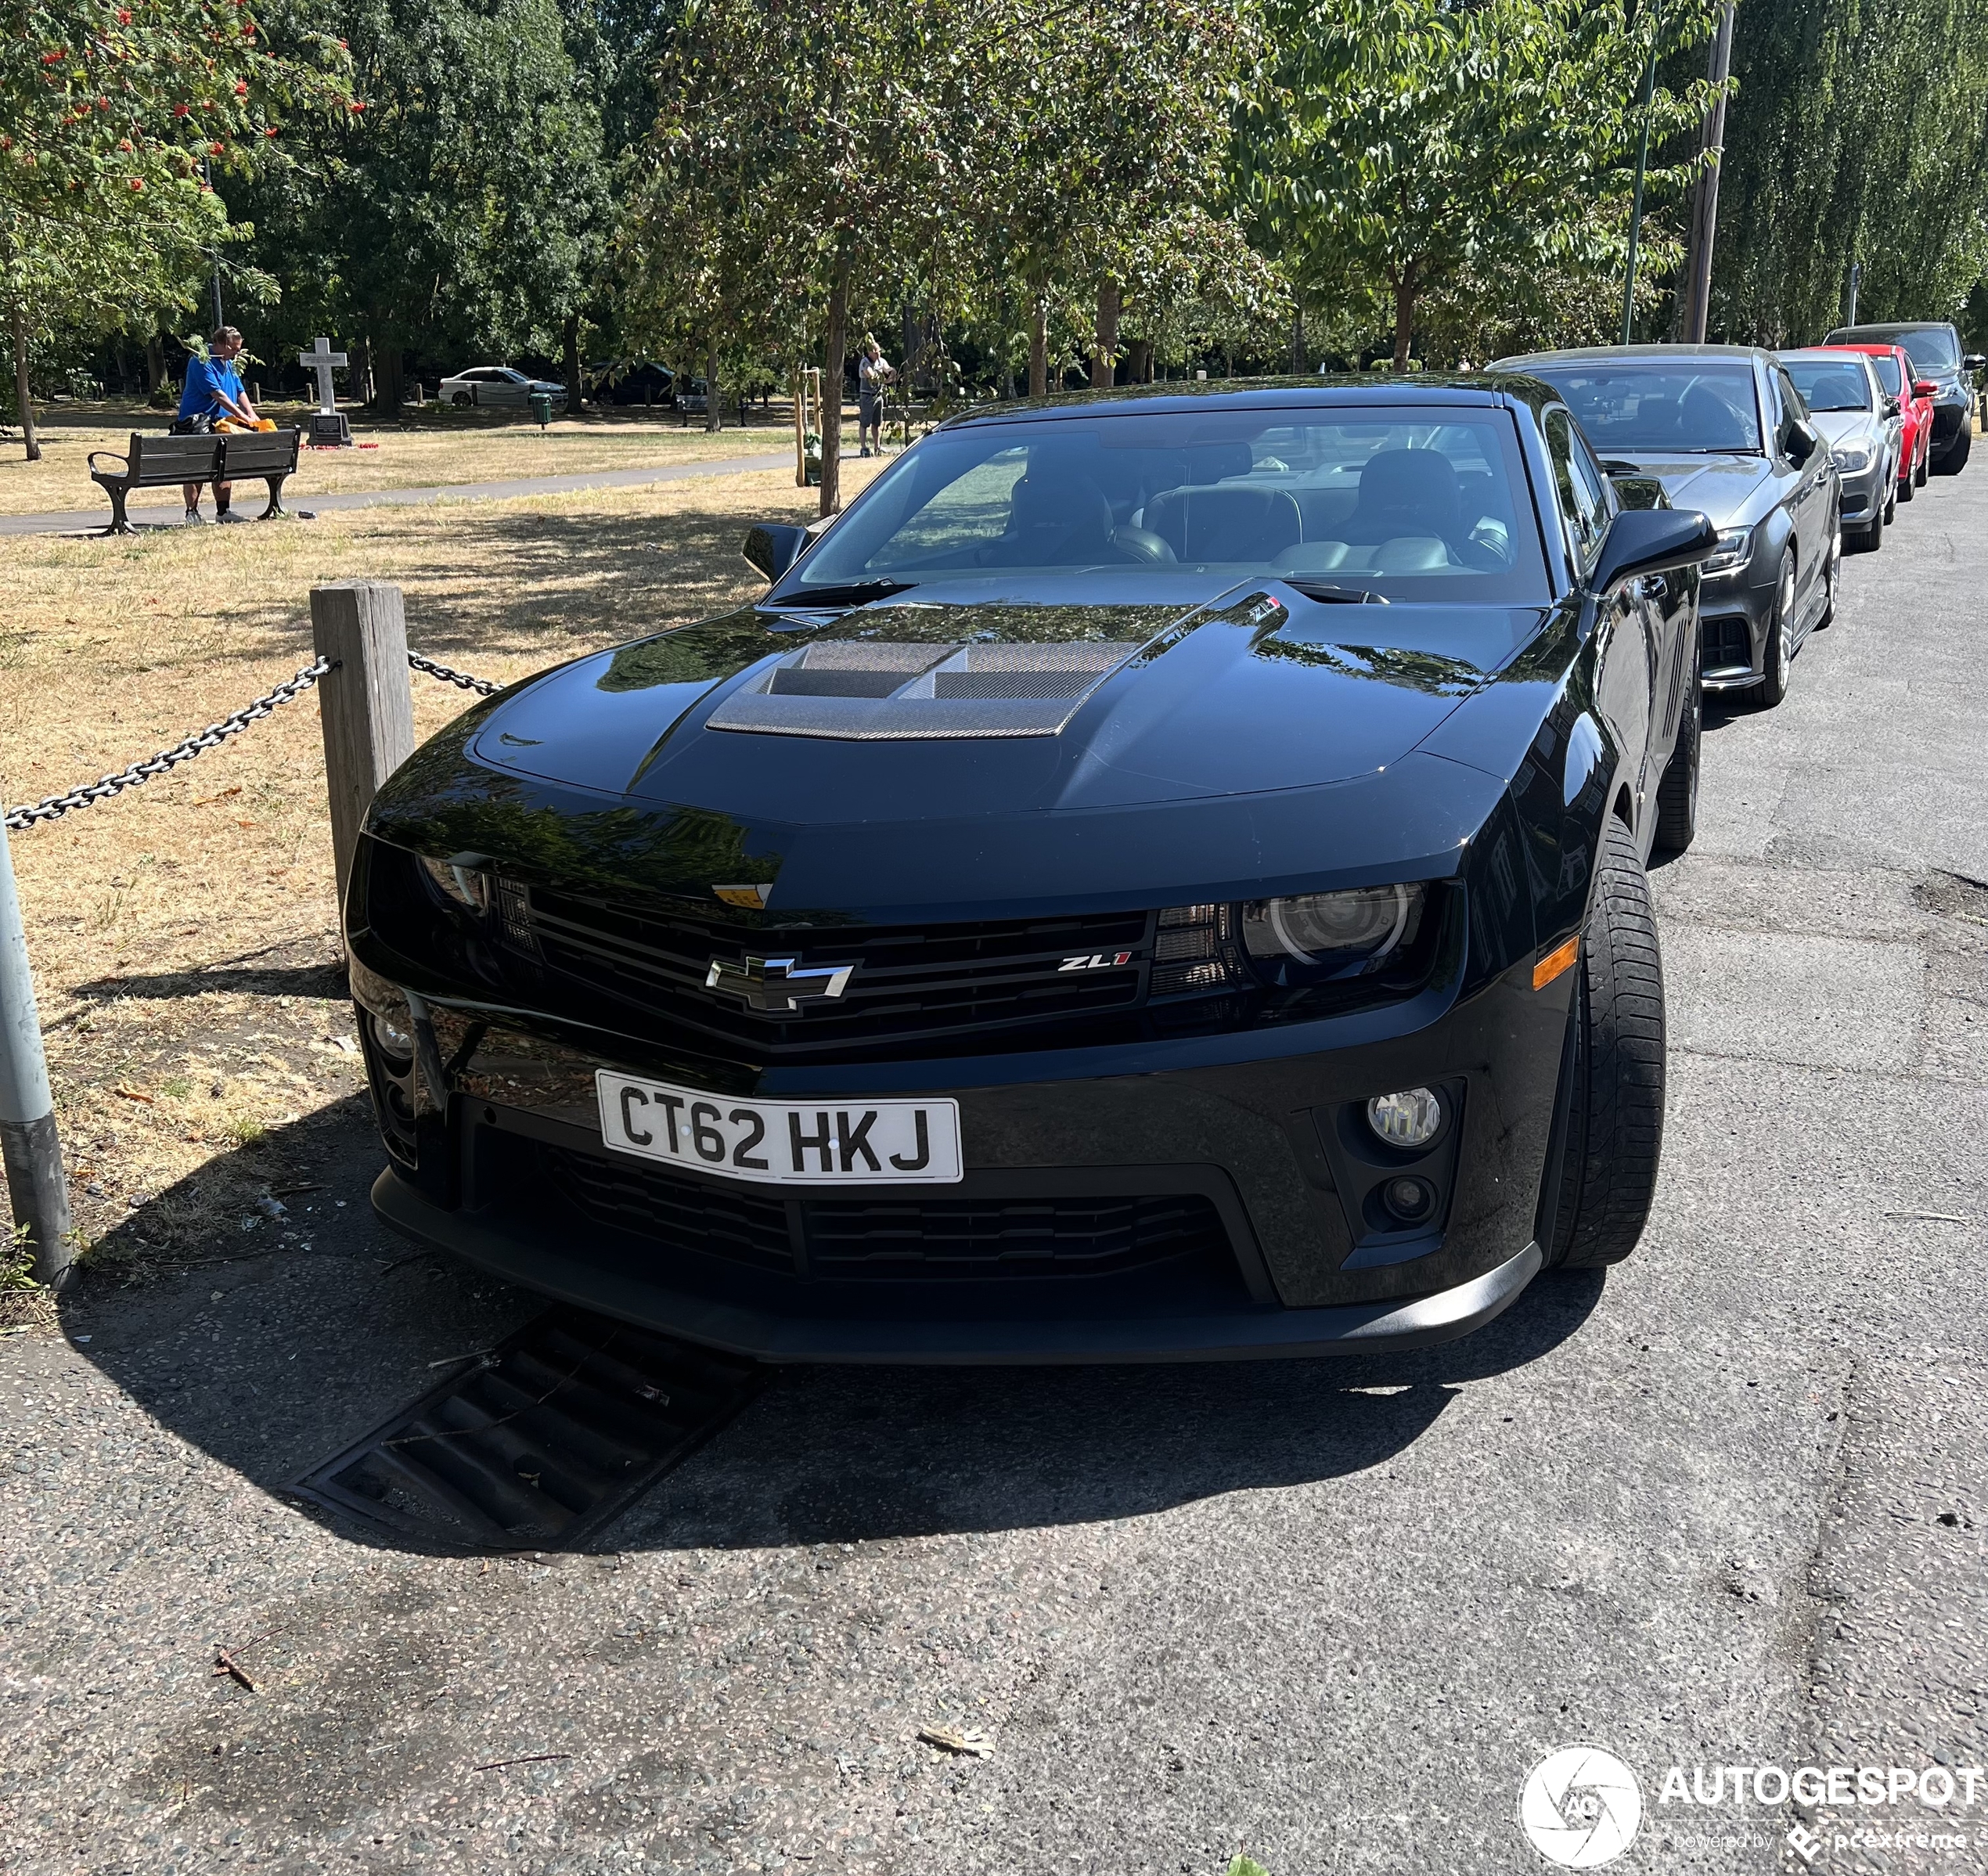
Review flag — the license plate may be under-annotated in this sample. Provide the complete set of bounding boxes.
[595,1071,963,1186]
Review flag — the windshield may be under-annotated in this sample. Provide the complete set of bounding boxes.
[1869,354,1903,395]
[1523,363,1762,454]
[788,409,1550,603]
[1785,360,1871,412]
[1896,329,1961,373]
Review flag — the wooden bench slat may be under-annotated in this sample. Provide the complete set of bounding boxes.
[88,427,303,535]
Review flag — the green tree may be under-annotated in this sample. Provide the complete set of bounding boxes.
[1237,0,1725,369]
[3,0,349,454]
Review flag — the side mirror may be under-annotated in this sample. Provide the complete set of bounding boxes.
[1784,419,1820,466]
[1964,353,1986,372]
[1914,380,1939,398]
[1589,508,1720,595]
[1885,396,1902,418]
[743,522,809,582]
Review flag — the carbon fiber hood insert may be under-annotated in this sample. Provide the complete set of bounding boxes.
[705,637,1147,740]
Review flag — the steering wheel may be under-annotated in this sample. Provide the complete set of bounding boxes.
[1109,524,1176,564]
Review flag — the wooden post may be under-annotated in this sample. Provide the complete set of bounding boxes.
[0,818,70,1288]
[793,367,809,487]
[312,581,415,912]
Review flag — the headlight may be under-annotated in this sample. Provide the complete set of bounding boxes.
[1701,525,1752,574]
[1831,444,1873,473]
[1242,882,1422,967]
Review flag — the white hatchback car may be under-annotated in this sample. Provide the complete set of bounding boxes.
[438,365,567,409]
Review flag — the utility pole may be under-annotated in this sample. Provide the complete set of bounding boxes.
[0,819,71,1289]
[1620,0,1666,345]
[1679,1,1735,344]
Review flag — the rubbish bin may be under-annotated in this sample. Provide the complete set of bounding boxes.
[528,390,554,430]
[802,429,823,487]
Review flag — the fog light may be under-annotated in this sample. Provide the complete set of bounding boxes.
[369,1006,415,1068]
[1367,1086,1442,1148]
[1383,1176,1437,1225]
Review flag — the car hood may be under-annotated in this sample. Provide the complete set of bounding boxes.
[1808,409,1882,445]
[1594,452,1770,524]
[467,589,1543,815]
[366,586,1553,916]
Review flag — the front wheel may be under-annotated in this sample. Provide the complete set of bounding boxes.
[1753,549,1795,708]
[1858,502,1884,553]
[1652,633,1701,854]
[1898,466,1915,503]
[1935,430,1971,476]
[1914,450,1929,488]
[1883,479,1897,523]
[1547,816,1666,1269]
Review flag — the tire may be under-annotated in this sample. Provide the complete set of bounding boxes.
[1914,451,1929,487]
[1547,816,1666,1269]
[450,390,473,409]
[1753,549,1794,708]
[1859,502,1883,553]
[1883,479,1896,523]
[1814,524,1840,628]
[1934,430,1971,476]
[1652,634,1700,854]
[1898,466,1915,503]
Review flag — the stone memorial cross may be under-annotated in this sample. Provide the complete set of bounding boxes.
[299,337,348,415]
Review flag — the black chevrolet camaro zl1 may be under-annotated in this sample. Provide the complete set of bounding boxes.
[345,377,1716,1362]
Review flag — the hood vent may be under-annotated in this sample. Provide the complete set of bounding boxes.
[706,638,1145,740]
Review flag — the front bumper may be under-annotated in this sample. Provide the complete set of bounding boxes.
[1836,460,1886,526]
[350,929,1568,1363]
[1698,559,1777,689]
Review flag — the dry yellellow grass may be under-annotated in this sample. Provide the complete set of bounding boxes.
[1,456,883,1284]
[0,399,859,517]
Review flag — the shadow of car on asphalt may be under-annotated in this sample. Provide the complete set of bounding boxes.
[59,1095,1605,1557]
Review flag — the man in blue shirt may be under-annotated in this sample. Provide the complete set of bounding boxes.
[175,326,262,524]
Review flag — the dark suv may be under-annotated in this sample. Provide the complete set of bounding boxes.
[1824,322,1984,475]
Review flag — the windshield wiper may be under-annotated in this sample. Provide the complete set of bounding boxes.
[1284,580,1389,604]
[766,578,917,609]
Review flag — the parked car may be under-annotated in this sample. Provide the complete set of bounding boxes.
[344,376,1716,1364]
[1830,342,1935,496]
[1823,320,1984,475]
[1493,344,1839,706]
[1777,349,1898,550]
[438,365,568,410]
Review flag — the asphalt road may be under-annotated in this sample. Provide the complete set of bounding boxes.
[4,463,1986,1876]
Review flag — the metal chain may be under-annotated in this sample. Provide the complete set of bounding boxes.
[407,651,499,696]
[5,646,501,831]
[4,657,333,831]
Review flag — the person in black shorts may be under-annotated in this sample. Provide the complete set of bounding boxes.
[857,337,895,458]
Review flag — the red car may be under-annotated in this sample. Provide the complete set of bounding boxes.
[1825,342,1933,499]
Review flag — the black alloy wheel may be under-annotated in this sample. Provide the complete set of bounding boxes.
[1754,549,1795,708]
[1546,816,1666,1269]
[1652,632,1701,854]
[451,390,473,408]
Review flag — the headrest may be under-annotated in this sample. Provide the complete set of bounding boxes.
[1357,448,1461,533]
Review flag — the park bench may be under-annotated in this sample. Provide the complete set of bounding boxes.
[87,427,302,535]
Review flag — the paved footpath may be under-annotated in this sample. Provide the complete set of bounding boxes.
[0,452,794,537]
[2,471,1984,1876]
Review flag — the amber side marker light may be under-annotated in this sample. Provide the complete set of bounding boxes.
[1533,934,1580,991]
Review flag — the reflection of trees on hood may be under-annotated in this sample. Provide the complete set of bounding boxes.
[1250,635,1486,696]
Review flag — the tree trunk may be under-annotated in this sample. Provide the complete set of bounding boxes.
[372,342,404,414]
[820,259,849,517]
[563,311,583,417]
[144,330,167,398]
[1091,279,1121,390]
[705,334,722,434]
[1291,300,1305,373]
[1028,284,1048,398]
[349,337,374,406]
[1391,274,1416,373]
[1127,338,1153,384]
[10,305,38,462]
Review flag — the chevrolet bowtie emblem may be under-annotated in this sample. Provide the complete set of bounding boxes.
[705,954,855,1014]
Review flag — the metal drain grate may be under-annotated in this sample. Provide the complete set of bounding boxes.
[291,1308,765,1551]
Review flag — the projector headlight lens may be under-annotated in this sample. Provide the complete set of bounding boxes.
[1831,443,1873,474]
[1701,525,1752,574]
[1367,1086,1444,1149]
[1243,882,1421,965]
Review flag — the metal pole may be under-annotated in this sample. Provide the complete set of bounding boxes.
[1846,261,1862,328]
[1620,0,1665,345]
[0,819,72,1288]
[1680,1,1734,344]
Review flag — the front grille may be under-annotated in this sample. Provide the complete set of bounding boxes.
[542,1144,1227,1282]
[520,888,1149,1051]
[1701,614,1752,675]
